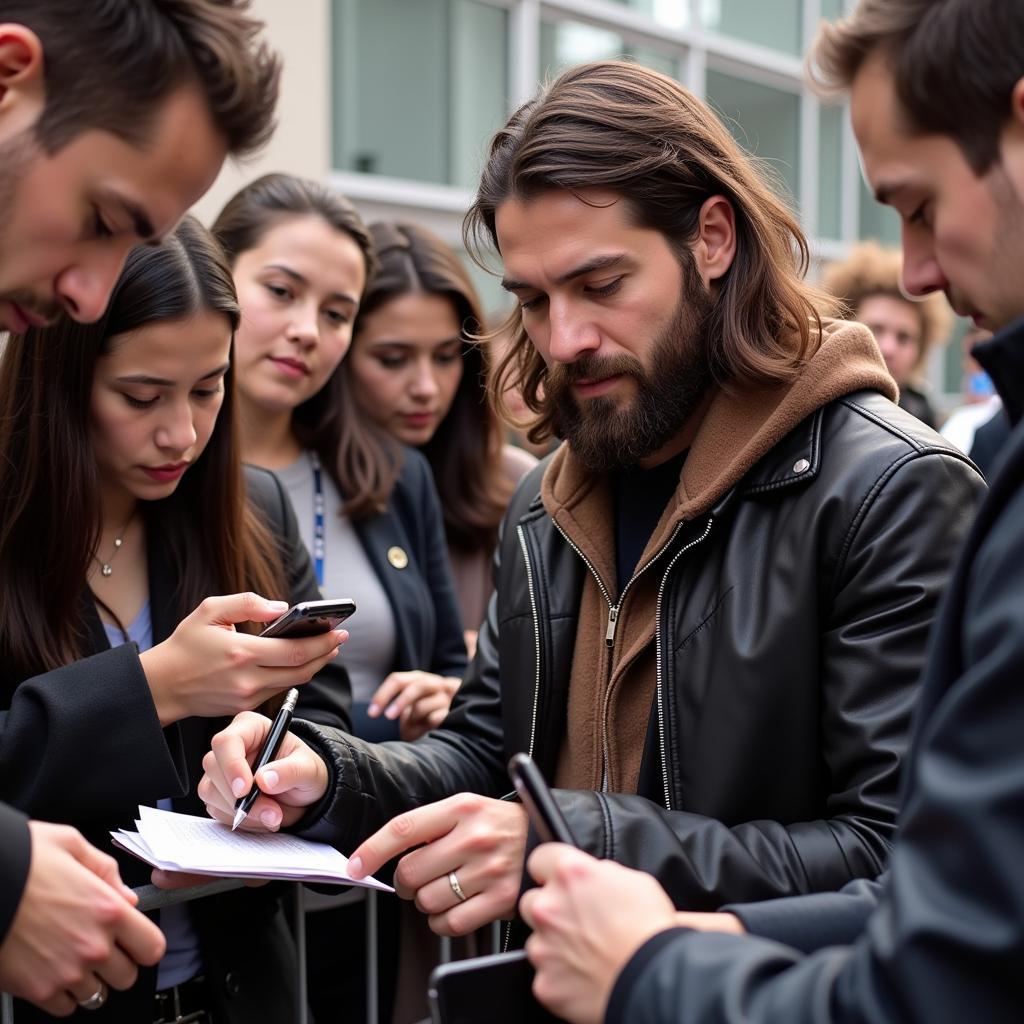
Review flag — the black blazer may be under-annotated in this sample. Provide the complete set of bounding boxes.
[2,466,351,1023]
[346,447,467,739]
[605,320,1024,1024]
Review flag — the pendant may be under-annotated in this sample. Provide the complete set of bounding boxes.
[101,564,113,577]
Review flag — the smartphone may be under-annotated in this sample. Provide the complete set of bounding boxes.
[429,950,565,1024]
[507,752,578,846]
[259,598,356,639]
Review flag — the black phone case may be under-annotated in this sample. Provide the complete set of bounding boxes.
[428,951,565,1024]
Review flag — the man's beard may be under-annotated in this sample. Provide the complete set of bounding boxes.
[545,259,715,473]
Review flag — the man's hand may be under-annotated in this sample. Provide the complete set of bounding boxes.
[348,794,529,937]
[197,711,329,831]
[367,670,460,741]
[0,822,166,1017]
[519,845,678,1024]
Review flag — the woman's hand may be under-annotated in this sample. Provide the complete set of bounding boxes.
[140,593,347,725]
[367,670,460,741]
[197,711,330,831]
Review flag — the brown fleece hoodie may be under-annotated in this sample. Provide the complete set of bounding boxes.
[542,318,898,795]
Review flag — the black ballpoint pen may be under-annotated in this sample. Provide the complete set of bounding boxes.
[231,687,299,831]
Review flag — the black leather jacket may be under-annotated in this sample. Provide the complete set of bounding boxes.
[297,391,982,910]
[604,322,1024,1024]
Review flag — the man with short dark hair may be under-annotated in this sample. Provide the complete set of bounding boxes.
[0,1,282,1016]
[200,57,979,953]
[0,0,280,332]
[518,2,1024,1020]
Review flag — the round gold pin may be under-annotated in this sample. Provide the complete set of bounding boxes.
[387,545,409,569]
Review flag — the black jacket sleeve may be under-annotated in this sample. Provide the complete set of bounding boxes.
[289,517,510,849]
[0,644,187,821]
[245,465,352,732]
[724,877,884,953]
[606,484,1024,1024]
[0,801,31,945]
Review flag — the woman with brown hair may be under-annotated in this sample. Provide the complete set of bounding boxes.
[213,175,468,1024]
[822,241,952,427]
[347,221,537,656]
[0,217,350,1023]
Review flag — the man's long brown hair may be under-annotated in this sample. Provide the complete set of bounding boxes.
[0,218,284,682]
[464,60,832,445]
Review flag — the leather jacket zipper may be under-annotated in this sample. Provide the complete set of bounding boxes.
[654,518,714,810]
[550,518,685,791]
[516,524,544,760]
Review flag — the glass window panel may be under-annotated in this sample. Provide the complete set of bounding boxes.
[701,0,802,55]
[605,0,690,31]
[451,1,508,189]
[818,103,843,239]
[332,0,507,187]
[540,19,677,81]
[858,176,901,245]
[705,69,801,207]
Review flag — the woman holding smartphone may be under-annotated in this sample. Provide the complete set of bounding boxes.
[0,217,351,1024]
[213,174,467,1024]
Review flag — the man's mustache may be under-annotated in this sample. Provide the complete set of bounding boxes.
[546,354,645,395]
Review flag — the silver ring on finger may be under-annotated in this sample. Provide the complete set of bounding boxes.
[77,981,109,1011]
[448,870,468,903]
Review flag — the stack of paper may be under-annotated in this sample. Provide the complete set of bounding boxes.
[112,805,392,891]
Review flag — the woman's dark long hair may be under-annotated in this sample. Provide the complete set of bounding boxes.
[212,173,394,521]
[354,222,513,556]
[0,216,285,682]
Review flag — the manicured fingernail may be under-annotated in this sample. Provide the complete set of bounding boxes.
[260,809,278,828]
[268,600,289,611]
[385,703,399,719]
[261,769,279,790]
[367,703,380,717]
[231,777,247,797]
[349,856,363,877]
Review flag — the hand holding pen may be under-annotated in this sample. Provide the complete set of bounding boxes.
[232,688,300,830]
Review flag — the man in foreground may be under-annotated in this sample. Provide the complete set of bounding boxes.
[519,1,1024,1019]
[0,1,295,1015]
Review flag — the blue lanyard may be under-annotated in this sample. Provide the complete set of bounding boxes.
[309,450,325,589]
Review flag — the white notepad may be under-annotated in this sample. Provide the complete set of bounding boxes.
[112,805,392,891]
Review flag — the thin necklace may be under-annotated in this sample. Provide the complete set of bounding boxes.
[95,512,134,578]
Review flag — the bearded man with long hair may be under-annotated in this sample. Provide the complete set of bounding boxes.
[197,59,982,967]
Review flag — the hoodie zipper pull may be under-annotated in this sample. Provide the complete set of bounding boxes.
[605,606,619,648]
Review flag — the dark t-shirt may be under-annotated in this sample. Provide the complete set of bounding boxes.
[611,450,689,598]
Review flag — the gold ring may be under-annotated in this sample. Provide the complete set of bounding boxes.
[448,870,468,902]
[78,982,108,1011]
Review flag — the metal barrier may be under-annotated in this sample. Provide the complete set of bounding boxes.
[1,881,505,1024]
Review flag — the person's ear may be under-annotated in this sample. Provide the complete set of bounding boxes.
[1011,76,1024,128]
[692,195,737,287]
[0,25,45,127]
